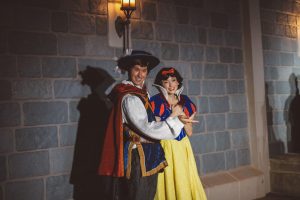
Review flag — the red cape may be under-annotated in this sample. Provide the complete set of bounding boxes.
[98,83,148,177]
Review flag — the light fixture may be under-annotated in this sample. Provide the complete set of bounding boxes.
[115,0,136,53]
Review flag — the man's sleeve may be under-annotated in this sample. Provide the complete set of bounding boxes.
[122,94,184,140]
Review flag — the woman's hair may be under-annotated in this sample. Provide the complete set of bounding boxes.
[154,67,183,88]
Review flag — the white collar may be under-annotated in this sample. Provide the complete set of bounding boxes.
[153,84,184,101]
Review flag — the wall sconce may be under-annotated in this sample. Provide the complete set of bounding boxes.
[115,0,136,53]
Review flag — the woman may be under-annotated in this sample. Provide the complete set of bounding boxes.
[150,67,207,200]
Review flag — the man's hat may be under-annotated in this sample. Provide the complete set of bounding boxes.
[117,50,160,71]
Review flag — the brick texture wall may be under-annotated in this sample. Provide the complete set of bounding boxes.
[0,0,251,199]
[260,0,300,156]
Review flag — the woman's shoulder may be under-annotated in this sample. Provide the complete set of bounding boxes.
[150,93,164,102]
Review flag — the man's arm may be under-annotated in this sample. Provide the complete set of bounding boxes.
[122,94,184,140]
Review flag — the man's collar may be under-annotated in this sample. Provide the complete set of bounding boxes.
[122,80,144,89]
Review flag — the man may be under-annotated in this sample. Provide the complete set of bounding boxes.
[98,50,185,200]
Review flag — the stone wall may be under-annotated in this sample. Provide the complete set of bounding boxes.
[0,0,251,199]
[260,0,300,156]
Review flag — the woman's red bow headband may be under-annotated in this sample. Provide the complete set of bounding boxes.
[161,68,175,76]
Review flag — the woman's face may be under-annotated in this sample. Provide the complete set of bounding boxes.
[161,76,179,95]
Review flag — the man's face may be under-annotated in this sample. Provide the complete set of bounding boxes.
[129,64,148,87]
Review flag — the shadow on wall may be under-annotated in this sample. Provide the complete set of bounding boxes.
[265,83,285,157]
[285,73,300,153]
[70,66,116,199]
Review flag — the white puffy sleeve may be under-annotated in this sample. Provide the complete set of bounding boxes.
[122,94,184,140]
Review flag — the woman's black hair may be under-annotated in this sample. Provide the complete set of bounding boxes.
[154,67,183,88]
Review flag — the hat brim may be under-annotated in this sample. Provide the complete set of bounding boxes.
[117,54,160,71]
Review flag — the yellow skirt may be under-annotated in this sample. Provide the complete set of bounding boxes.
[154,137,207,200]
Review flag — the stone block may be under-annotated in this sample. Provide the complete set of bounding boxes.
[274,24,285,36]
[0,103,20,127]
[9,31,57,55]
[51,12,68,32]
[17,56,41,78]
[0,156,6,181]
[59,0,90,12]
[0,30,7,53]
[23,101,68,125]
[191,63,203,78]
[50,147,74,173]
[202,80,226,95]
[232,129,249,149]
[205,47,218,62]
[54,80,90,98]
[131,41,161,60]
[156,23,173,41]
[175,6,188,24]
[96,16,107,35]
[180,45,204,61]
[86,36,115,57]
[89,0,107,15]
[78,58,119,79]
[225,31,242,47]
[131,21,154,40]
[225,150,237,170]
[12,80,52,99]
[8,151,49,179]
[263,51,280,66]
[227,112,248,129]
[281,38,297,52]
[15,7,50,31]
[208,29,223,45]
[260,10,276,22]
[211,12,228,29]
[69,100,80,122]
[190,133,215,154]
[20,0,60,9]
[46,175,73,200]
[262,36,281,50]
[58,35,85,56]
[209,96,229,113]
[15,126,58,151]
[60,124,77,146]
[237,148,250,166]
[175,25,198,43]
[234,48,243,63]
[198,28,207,44]
[228,14,241,31]
[190,9,210,27]
[204,63,228,79]
[0,128,13,153]
[226,80,245,94]
[272,111,285,125]
[69,13,95,34]
[161,43,179,60]
[157,2,175,22]
[188,80,201,95]
[42,57,76,78]
[0,80,12,100]
[0,56,17,78]
[202,152,226,174]
[229,64,244,79]
[142,2,156,21]
[280,52,294,66]
[198,96,209,114]
[220,47,234,63]
[206,114,226,132]
[275,81,290,94]
[216,131,230,151]
[261,21,274,34]
[5,179,44,200]
[193,115,205,133]
[230,95,247,112]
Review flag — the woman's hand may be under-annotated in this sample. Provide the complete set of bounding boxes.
[169,104,183,117]
[178,113,198,124]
